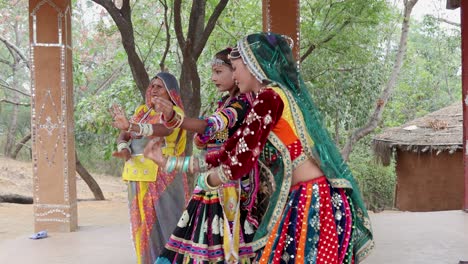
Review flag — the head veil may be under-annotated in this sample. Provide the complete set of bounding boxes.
[235,32,373,261]
[153,72,184,111]
[137,72,184,125]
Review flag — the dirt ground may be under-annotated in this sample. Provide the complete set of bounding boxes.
[0,156,129,241]
[0,156,127,202]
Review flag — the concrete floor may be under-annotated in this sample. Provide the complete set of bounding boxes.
[0,224,135,264]
[365,210,468,264]
[0,202,467,264]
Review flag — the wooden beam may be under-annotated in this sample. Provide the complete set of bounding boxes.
[461,0,468,211]
[447,0,460,10]
[262,0,300,61]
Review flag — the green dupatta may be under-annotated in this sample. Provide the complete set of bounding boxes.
[238,32,374,262]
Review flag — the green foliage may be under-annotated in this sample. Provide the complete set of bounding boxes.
[76,134,125,176]
[300,0,392,145]
[0,0,31,157]
[75,74,142,161]
[348,139,396,211]
[0,103,31,158]
[384,14,461,127]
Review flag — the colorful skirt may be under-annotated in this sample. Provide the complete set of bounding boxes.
[128,170,188,264]
[256,176,355,264]
[156,181,256,264]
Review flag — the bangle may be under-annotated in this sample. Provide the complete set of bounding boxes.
[197,172,207,190]
[165,156,177,173]
[189,156,195,174]
[175,114,185,128]
[162,109,176,122]
[117,142,127,152]
[137,123,143,136]
[127,123,133,133]
[197,172,219,192]
[175,157,184,171]
[139,123,153,137]
[204,173,219,190]
[117,142,131,153]
[164,111,185,129]
[146,124,153,136]
[182,157,190,173]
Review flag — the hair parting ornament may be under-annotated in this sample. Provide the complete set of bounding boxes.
[211,58,228,66]
[229,33,293,59]
[211,47,233,66]
[229,37,268,83]
[228,47,241,60]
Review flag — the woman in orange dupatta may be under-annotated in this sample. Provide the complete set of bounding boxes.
[111,72,189,264]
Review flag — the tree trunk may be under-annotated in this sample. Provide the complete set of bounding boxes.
[340,0,419,161]
[173,0,227,153]
[93,0,228,154]
[4,72,20,157]
[179,59,201,154]
[0,194,33,204]
[75,152,105,200]
[4,23,21,157]
[4,97,18,156]
[11,133,31,159]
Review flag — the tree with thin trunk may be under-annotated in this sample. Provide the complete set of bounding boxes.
[1,21,25,157]
[11,133,31,159]
[91,0,229,153]
[173,0,228,153]
[340,0,419,161]
[76,151,105,200]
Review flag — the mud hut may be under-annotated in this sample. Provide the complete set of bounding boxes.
[373,102,463,211]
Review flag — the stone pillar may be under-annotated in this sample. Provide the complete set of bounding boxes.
[262,0,300,61]
[29,0,77,232]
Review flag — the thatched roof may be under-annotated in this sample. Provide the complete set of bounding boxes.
[373,102,462,165]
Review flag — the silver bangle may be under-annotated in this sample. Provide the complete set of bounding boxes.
[117,142,131,153]
[141,124,153,137]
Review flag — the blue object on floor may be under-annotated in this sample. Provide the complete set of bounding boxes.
[29,230,47,240]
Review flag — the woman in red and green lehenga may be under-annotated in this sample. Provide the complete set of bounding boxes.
[145,33,374,263]
[111,72,189,264]
[152,48,257,264]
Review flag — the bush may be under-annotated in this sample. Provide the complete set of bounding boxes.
[348,142,396,212]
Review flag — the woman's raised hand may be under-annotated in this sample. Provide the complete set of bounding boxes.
[112,148,131,161]
[144,138,167,167]
[110,104,130,131]
[152,97,174,120]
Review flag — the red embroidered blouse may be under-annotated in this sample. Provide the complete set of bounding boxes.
[206,87,306,181]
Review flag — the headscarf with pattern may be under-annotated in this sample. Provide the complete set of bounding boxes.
[154,72,184,111]
[132,72,183,125]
